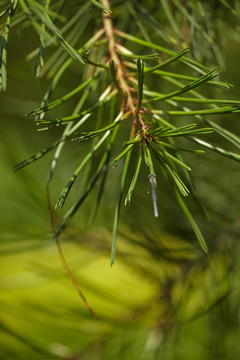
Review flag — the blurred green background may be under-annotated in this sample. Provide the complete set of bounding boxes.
[1,1,240,359]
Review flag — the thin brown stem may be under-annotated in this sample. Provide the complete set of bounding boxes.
[54,238,98,320]
[46,185,98,320]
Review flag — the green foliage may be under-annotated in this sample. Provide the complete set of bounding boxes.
[1,0,239,260]
[1,1,240,358]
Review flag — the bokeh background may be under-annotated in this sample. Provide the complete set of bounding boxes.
[1,1,240,359]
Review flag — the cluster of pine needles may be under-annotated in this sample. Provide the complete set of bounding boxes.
[1,0,240,269]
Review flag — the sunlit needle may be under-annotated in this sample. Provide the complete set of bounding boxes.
[149,174,158,218]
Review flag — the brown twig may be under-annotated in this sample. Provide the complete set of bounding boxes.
[100,0,147,135]
[101,1,135,113]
